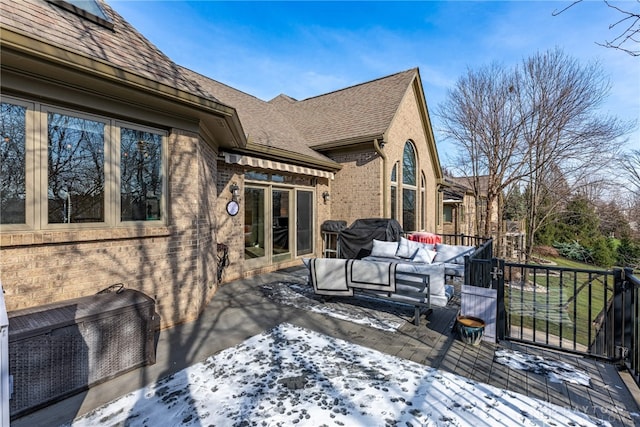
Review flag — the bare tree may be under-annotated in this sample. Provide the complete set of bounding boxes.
[439,49,630,259]
[619,149,640,197]
[515,49,628,259]
[439,63,527,246]
[554,0,640,56]
[618,149,640,234]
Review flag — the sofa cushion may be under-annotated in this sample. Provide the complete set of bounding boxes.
[444,263,465,278]
[411,247,437,264]
[396,237,435,259]
[371,239,399,258]
[395,262,446,296]
[434,244,475,264]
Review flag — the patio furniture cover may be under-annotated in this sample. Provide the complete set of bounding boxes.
[338,218,403,259]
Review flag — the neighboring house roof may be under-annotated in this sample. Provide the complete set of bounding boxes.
[445,175,491,198]
[270,69,419,148]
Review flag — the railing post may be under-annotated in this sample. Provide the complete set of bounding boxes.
[627,267,640,386]
[494,258,506,341]
[611,268,629,362]
[464,254,470,286]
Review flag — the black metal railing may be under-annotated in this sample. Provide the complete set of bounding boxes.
[438,233,491,247]
[463,238,493,288]
[463,240,640,385]
[500,261,619,359]
[623,268,640,386]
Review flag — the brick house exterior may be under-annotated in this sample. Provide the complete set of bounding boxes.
[0,0,443,328]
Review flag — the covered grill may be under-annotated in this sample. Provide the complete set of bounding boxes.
[338,218,403,259]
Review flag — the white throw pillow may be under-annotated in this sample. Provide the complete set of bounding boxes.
[396,237,421,258]
[411,247,437,264]
[434,244,475,264]
[370,239,399,258]
[397,237,435,258]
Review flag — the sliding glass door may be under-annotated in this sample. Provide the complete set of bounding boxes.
[245,184,311,268]
[272,189,291,263]
[296,190,313,256]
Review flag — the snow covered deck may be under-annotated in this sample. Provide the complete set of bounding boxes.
[12,266,640,426]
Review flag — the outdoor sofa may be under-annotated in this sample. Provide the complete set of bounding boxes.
[362,237,477,282]
[303,237,476,325]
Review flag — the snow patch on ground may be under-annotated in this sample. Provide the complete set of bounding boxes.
[66,323,609,427]
[262,281,410,331]
[494,348,591,386]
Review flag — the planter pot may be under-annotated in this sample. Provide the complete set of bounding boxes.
[456,315,486,346]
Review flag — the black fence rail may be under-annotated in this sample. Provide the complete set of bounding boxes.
[464,242,640,385]
[622,268,640,386]
[500,261,619,359]
[438,233,491,247]
[464,238,493,288]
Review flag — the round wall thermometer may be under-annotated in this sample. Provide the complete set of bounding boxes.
[226,200,239,216]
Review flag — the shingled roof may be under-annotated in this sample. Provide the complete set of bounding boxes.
[447,175,491,196]
[1,0,423,168]
[270,69,419,148]
[1,0,223,102]
[179,66,337,167]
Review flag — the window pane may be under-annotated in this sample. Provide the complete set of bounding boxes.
[403,188,416,232]
[421,173,426,229]
[444,206,453,222]
[246,171,269,181]
[121,128,163,221]
[390,186,397,220]
[0,103,27,224]
[391,164,397,182]
[272,189,291,261]
[402,142,416,185]
[296,190,313,256]
[245,187,266,259]
[48,112,105,223]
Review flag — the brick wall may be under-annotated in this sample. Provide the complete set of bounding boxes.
[384,83,440,232]
[0,130,220,329]
[327,148,382,225]
[215,163,331,282]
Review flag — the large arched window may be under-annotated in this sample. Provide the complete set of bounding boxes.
[402,142,417,231]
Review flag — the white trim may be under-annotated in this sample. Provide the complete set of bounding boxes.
[223,152,334,180]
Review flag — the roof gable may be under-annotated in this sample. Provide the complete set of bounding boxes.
[270,69,418,147]
[1,0,249,148]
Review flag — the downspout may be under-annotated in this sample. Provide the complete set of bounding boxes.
[436,179,445,233]
[374,138,387,217]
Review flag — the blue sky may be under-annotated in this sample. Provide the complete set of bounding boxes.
[111,1,639,164]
